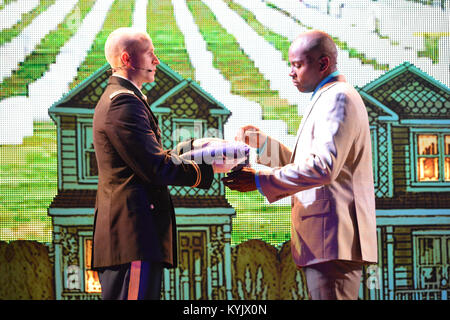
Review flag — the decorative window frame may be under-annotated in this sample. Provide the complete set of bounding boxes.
[370,122,393,198]
[60,230,101,295]
[80,233,101,294]
[169,118,224,197]
[370,126,378,188]
[172,118,207,147]
[77,118,98,183]
[408,127,450,191]
[412,230,450,290]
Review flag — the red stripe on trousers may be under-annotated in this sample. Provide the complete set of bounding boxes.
[127,261,141,300]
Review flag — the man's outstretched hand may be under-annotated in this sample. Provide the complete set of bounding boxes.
[221,167,257,192]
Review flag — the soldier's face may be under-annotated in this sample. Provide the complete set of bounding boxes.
[131,37,160,83]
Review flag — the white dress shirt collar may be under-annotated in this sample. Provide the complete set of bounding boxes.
[112,74,144,97]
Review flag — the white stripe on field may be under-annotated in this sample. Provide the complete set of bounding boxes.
[270,0,448,86]
[0,0,114,144]
[29,0,115,119]
[201,0,311,115]
[0,0,40,32]
[132,0,148,30]
[0,0,79,82]
[234,0,383,90]
[173,0,294,141]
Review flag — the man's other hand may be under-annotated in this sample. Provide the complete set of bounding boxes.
[235,125,267,149]
[221,167,257,192]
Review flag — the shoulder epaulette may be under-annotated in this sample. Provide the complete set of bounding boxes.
[109,89,136,100]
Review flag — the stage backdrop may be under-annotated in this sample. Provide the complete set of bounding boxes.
[0,0,448,249]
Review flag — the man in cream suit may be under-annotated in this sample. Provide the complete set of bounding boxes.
[223,30,377,300]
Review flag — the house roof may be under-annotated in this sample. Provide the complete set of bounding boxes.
[48,62,231,122]
[358,62,450,121]
[49,189,233,209]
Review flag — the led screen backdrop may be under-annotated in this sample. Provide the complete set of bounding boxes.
[0,0,448,247]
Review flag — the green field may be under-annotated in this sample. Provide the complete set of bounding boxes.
[147,0,195,80]
[0,0,56,47]
[70,0,135,89]
[0,121,56,242]
[0,0,96,101]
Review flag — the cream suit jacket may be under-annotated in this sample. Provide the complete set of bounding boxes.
[257,81,378,267]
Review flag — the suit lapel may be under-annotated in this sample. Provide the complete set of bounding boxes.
[290,82,339,161]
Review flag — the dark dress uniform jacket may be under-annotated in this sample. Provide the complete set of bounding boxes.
[91,76,213,269]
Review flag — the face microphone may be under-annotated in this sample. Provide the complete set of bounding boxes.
[133,66,153,72]
[111,65,154,73]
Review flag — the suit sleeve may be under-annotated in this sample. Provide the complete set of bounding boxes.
[256,136,292,168]
[258,93,357,203]
[104,94,213,189]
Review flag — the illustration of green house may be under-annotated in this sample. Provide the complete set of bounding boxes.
[358,62,450,300]
[47,63,235,300]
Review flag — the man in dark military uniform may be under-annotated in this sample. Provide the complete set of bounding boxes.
[91,28,231,300]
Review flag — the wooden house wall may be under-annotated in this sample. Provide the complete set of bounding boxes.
[362,97,393,198]
[379,227,389,297]
[393,226,413,289]
[59,115,96,190]
[60,116,78,189]
[391,126,410,193]
[56,112,225,193]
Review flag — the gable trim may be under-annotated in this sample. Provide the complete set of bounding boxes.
[361,62,450,93]
[376,209,450,226]
[49,64,111,113]
[150,79,189,110]
[359,90,398,121]
[149,79,231,117]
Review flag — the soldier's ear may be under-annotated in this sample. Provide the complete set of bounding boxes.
[120,51,131,66]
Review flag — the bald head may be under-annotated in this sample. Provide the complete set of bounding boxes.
[288,30,339,93]
[290,30,338,67]
[104,27,160,88]
[105,27,152,68]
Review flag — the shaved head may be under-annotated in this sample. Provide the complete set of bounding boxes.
[105,27,152,68]
[288,30,339,93]
[290,30,338,66]
[104,27,159,88]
